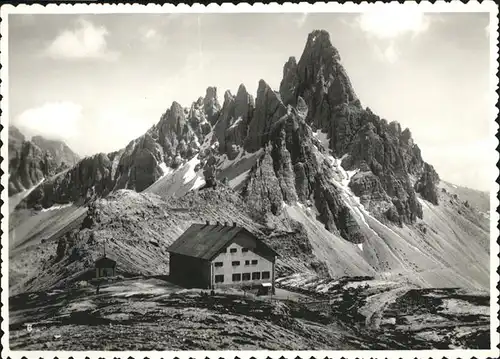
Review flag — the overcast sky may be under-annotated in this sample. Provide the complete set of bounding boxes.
[8,10,494,191]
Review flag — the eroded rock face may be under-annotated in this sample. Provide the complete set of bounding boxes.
[244,147,285,219]
[8,127,80,196]
[204,86,222,125]
[19,87,221,208]
[9,126,26,161]
[17,29,440,232]
[188,97,212,139]
[415,163,440,205]
[277,29,439,225]
[241,106,366,243]
[245,80,288,153]
[211,85,255,159]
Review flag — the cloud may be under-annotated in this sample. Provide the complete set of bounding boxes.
[294,13,308,28]
[373,41,399,64]
[357,7,430,39]
[139,27,168,49]
[143,28,157,40]
[356,7,431,63]
[44,19,119,60]
[15,102,83,141]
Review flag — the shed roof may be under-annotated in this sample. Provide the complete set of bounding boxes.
[167,223,277,261]
[95,256,117,268]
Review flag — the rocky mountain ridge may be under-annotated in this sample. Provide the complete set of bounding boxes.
[8,126,80,196]
[15,30,448,244]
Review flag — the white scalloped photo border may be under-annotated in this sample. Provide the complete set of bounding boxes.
[1,2,498,359]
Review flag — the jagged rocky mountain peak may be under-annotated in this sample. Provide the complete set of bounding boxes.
[280,29,360,110]
[304,29,341,59]
[223,89,234,103]
[205,85,218,100]
[237,83,248,95]
[203,86,221,125]
[170,100,185,115]
[14,29,441,230]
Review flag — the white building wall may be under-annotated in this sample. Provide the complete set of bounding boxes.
[210,232,274,288]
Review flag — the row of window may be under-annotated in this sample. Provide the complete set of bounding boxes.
[226,247,250,253]
[214,271,270,283]
[214,259,258,267]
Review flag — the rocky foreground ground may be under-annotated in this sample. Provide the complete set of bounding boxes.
[9,275,490,350]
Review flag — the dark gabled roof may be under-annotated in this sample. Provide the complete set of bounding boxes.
[95,256,117,268]
[167,223,278,261]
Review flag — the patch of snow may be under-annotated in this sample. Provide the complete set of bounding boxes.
[218,149,262,172]
[314,130,330,151]
[182,157,201,184]
[190,175,206,191]
[159,162,173,178]
[316,280,339,293]
[229,116,243,130]
[344,279,398,290]
[440,298,488,316]
[228,170,250,188]
[41,203,73,212]
[452,184,457,189]
[357,243,364,251]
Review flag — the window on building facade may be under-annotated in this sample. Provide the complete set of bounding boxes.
[214,262,223,267]
[245,260,250,265]
[262,271,270,279]
[252,272,261,280]
[251,259,258,265]
[242,248,249,253]
[232,273,241,282]
[242,273,250,281]
[215,275,224,283]
[232,261,240,266]
[230,248,237,253]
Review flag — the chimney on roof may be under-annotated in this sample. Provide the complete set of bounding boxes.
[205,220,210,225]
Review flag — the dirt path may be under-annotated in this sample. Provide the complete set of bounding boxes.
[360,286,412,329]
